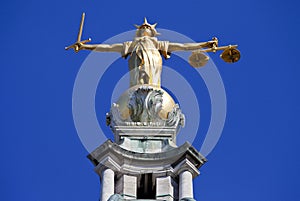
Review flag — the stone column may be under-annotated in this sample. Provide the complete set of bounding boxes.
[116,174,137,199]
[179,171,193,200]
[156,176,174,201]
[101,168,115,201]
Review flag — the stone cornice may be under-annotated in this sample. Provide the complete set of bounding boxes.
[87,140,206,176]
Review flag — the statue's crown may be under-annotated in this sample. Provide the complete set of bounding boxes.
[134,17,157,30]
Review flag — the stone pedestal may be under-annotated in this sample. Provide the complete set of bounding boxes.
[87,85,206,201]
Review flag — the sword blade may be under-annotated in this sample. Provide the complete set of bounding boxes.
[77,12,85,42]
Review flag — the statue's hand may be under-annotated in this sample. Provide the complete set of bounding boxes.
[65,38,91,53]
[208,37,218,49]
[73,42,84,52]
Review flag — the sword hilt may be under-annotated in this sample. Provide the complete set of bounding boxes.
[65,38,91,52]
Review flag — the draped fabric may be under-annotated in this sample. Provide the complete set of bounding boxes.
[122,37,169,87]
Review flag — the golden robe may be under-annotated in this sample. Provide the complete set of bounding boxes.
[122,37,169,87]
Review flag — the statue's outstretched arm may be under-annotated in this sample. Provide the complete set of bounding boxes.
[80,43,123,53]
[168,38,218,52]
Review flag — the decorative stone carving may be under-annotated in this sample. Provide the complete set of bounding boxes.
[128,86,164,122]
[106,86,185,129]
[167,104,185,127]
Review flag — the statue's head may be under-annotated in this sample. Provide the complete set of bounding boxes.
[134,18,159,37]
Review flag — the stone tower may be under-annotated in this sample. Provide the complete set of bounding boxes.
[87,84,207,201]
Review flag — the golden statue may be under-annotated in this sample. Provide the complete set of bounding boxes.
[66,13,240,87]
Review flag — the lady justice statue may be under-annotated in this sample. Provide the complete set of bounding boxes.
[66,13,240,88]
[66,13,240,145]
[66,14,241,201]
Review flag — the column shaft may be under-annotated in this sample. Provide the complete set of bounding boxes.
[156,176,174,201]
[101,168,115,201]
[179,171,193,200]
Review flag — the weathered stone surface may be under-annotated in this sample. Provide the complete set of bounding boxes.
[116,174,137,199]
[156,176,174,201]
[88,140,206,200]
[179,171,193,200]
[88,140,206,176]
[101,168,114,201]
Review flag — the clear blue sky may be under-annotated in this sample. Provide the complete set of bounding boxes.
[1,0,300,201]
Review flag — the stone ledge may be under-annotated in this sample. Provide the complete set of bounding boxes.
[87,140,207,176]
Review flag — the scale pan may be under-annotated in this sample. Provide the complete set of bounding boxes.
[220,48,241,63]
[189,51,209,68]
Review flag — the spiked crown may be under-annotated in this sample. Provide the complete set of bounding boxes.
[134,17,157,30]
[134,18,160,37]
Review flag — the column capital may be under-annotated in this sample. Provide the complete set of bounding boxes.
[95,156,121,176]
[174,158,200,178]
